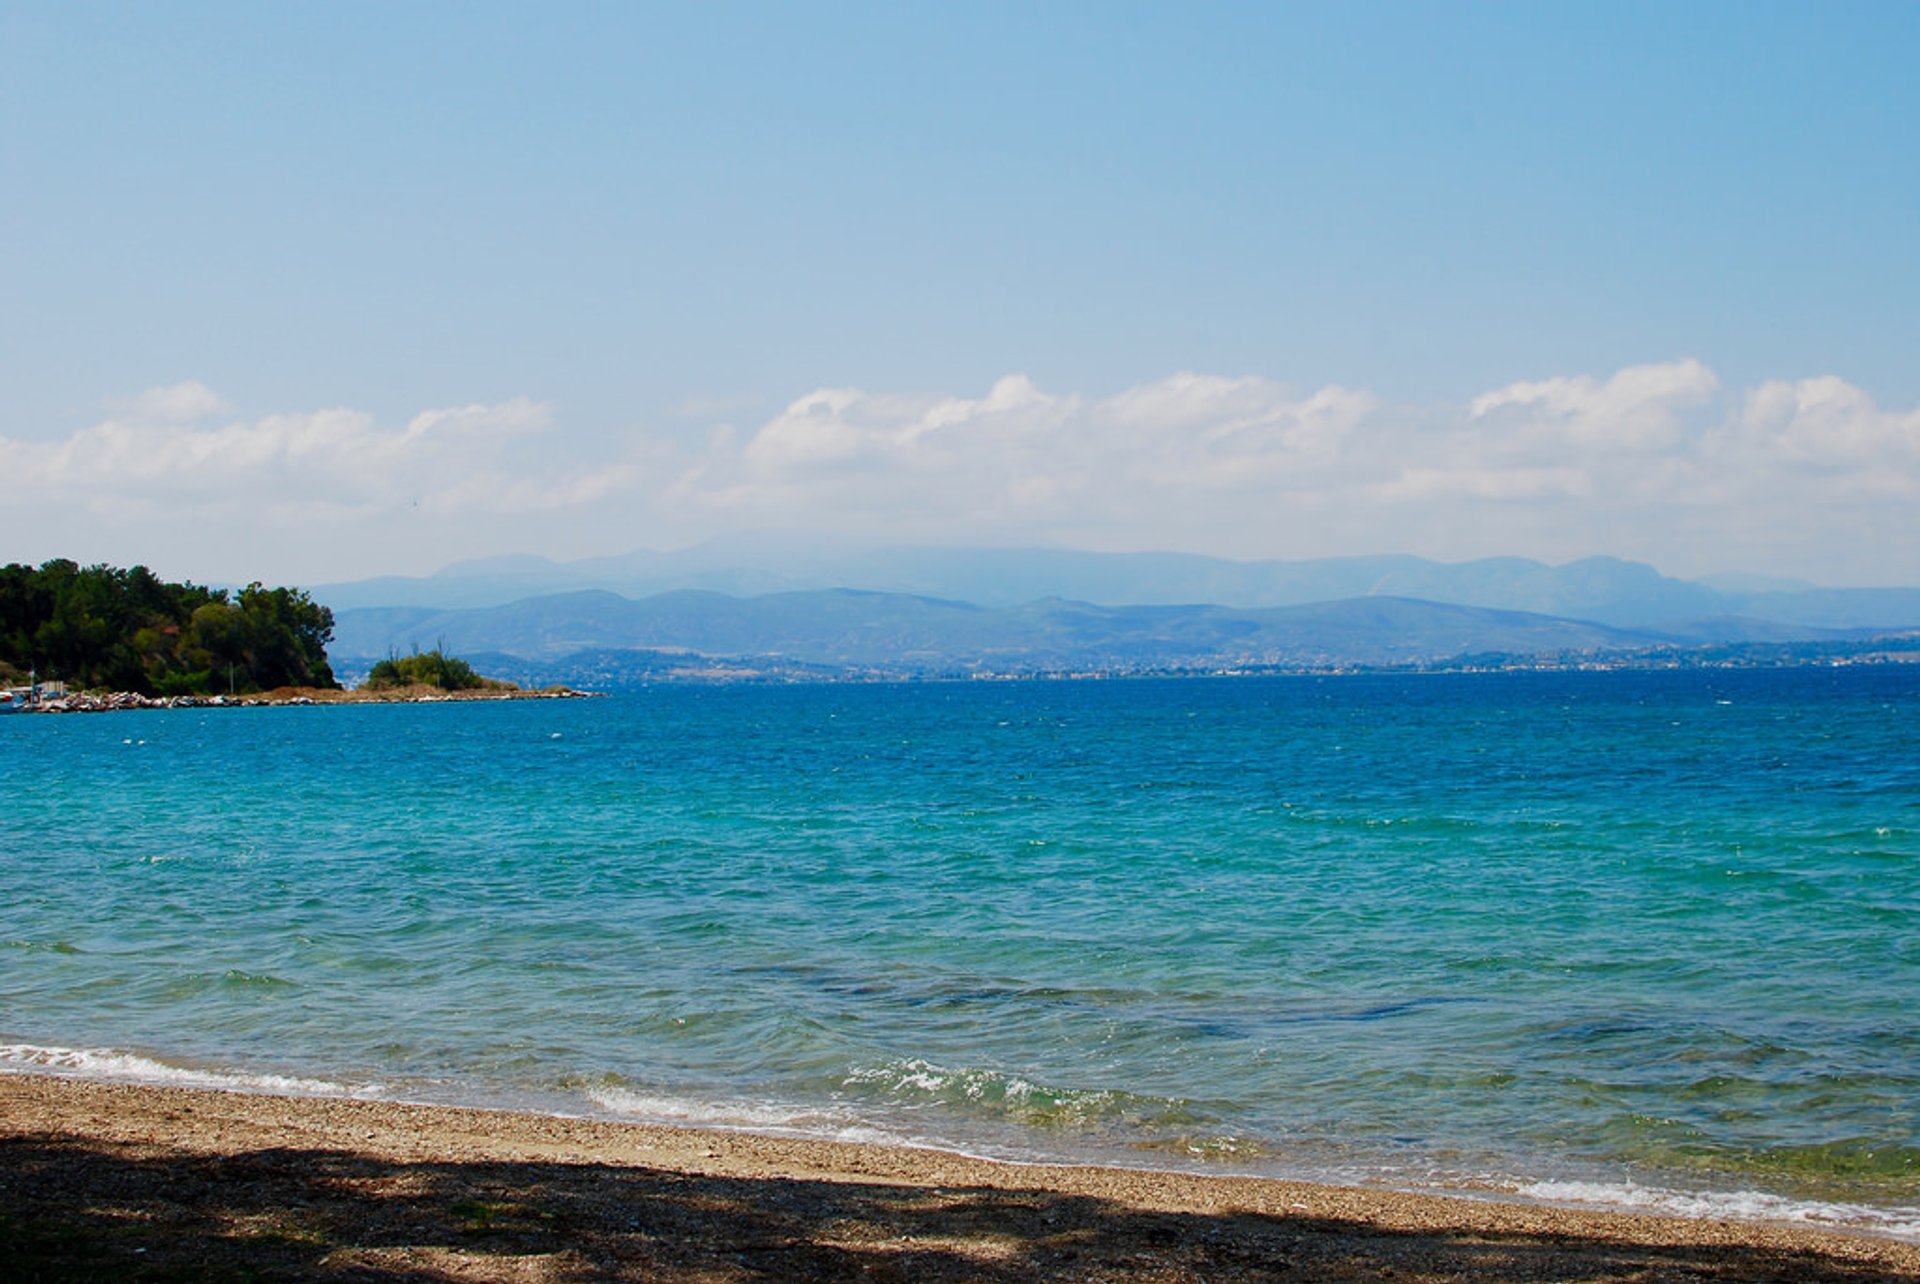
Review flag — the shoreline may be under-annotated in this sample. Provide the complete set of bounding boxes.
[4,1074,1916,1281]
[9,682,599,714]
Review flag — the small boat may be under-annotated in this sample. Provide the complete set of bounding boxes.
[2,673,41,713]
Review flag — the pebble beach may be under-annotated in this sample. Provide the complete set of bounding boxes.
[5,1073,1918,1282]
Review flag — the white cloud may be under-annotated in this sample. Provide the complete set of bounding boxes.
[1714,376,1920,477]
[5,363,1918,586]
[699,371,1383,529]
[106,379,232,424]
[741,375,1074,476]
[670,360,1920,581]
[0,385,647,582]
[1,386,568,510]
[1467,358,1719,453]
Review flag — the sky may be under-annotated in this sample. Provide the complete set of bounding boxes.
[2,1,1916,589]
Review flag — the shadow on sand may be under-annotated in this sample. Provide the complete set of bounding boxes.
[2,1133,1913,1282]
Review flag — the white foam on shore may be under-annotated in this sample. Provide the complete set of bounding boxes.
[588,1076,1920,1241]
[583,1084,1920,1243]
[8,1040,1917,1242]
[1516,1178,1920,1241]
[581,1084,906,1148]
[0,1041,374,1099]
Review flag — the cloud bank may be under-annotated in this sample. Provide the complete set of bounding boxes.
[4,361,1917,586]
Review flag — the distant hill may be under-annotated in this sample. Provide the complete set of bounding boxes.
[315,541,1920,635]
[330,587,1716,680]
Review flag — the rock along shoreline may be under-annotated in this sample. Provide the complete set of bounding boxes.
[15,684,599,713]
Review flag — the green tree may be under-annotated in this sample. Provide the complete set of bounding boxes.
[235,583,336,689]
[0,558,340,695]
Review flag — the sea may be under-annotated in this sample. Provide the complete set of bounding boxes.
[3,668,1917,1238]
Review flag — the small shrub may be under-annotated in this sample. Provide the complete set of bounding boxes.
[364,648,486,692]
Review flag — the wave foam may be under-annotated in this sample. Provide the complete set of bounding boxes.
[0,1042,365,1097]
[842,1057,1210,1130]
[582,1084,888,1142]
[1517,1178,1920,1241]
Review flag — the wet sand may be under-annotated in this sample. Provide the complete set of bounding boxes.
[3,1073,1915,1281]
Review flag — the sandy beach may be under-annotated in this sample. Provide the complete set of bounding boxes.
[3,1074,1916,1281]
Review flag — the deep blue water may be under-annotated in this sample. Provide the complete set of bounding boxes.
[3,669,1917,1233]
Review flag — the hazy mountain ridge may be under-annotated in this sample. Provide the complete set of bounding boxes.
[329,585,1813,681]
[319,544,1920,682]
[315,541,1920,635]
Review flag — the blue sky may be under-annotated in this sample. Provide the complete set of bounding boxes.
[3,2,1916,587]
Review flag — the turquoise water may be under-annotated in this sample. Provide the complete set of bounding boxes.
[3,670,1917,1234]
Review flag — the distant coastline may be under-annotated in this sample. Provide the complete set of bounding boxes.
[16,638,1918,711]
[348,633,1920,690]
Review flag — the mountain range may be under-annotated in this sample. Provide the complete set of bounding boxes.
[319,544,1920,684]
